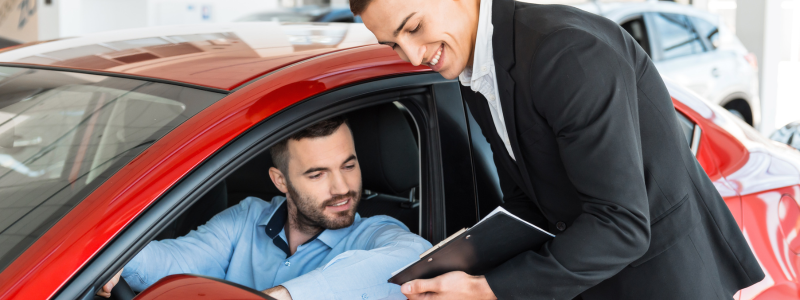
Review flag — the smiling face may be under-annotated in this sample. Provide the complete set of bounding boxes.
[269,123,362,232]
[360,0,480,79]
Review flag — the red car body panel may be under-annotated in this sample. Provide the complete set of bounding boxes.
[1,23,799,300]
[672,84,800,300]
[0,44,427,300]
[134,274,271,300]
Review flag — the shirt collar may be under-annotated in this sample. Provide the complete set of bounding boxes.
[257,196,361,248]
[459,0,494,87]
[259,196,287,238]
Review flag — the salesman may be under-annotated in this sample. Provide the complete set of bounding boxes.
[354,0,765,299]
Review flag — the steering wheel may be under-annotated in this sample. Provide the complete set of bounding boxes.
[109,277,136,300]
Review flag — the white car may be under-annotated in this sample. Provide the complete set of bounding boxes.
[575,1,761,128]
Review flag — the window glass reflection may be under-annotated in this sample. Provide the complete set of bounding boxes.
[652,13,706,60]
[0,67,224,273]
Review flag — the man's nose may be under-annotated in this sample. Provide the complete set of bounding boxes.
[401,42,426,66]
[329,171,350,195]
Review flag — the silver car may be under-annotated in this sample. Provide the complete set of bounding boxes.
[575,1,761,128]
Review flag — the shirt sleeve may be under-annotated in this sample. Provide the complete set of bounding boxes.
[121,200,249,291]
[280,217,432,300]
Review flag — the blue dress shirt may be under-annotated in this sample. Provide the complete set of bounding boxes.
[122,196,431,300]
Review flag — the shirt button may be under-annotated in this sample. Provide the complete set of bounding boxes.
[556,222,567,231]
[284,261,291,267]
[481,66,488,72]
[362,293,369,299]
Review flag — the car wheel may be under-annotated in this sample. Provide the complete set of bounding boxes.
[723,99,753,125]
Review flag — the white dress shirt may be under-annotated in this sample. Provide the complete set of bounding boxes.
[458,0,515,160]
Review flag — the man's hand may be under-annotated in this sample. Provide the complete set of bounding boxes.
[96,269,124,298]
[402,271,497,300]
[263,285,293,300]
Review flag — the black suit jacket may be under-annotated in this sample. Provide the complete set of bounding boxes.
[461,1,764,299]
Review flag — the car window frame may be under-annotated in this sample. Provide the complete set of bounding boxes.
[645,12,707,62]
[53,73,457,300]
[429,82,480,235]
[688,15,720,51]
[675,110,702,156]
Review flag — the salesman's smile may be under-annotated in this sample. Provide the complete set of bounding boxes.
[427,43,445,72]
[361,0,480,80]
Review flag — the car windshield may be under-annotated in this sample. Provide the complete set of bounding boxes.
[0,66,225,272]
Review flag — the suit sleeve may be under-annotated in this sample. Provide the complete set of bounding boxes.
[484,28,651,299]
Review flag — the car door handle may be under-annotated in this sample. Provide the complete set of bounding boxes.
[711,68,720,77]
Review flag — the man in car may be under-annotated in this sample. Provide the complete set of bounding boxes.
[97,116,432,300]
[354,0,764,299]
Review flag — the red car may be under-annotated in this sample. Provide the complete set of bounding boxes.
[0,22,795,300]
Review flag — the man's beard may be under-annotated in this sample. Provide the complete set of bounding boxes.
[285,179,361,234]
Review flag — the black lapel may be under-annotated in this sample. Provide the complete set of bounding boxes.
[492,0,515,72]
[460,85,524,189]
[491,0,541,207]
[491,0,520,161]
[491,0,523,172]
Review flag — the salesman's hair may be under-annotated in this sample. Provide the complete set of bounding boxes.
[349,0,374,15]
[270,116,350,174]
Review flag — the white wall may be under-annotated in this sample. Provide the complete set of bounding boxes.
[773,0,800,133]
[732,0,800,135]
[57,0,82,37]
[81,0,148,34]
[38,0,60,40]
[40,0,279,39]
[149,0,279,26]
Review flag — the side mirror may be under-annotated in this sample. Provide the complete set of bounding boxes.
[135,274,276,300]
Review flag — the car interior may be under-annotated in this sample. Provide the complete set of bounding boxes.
[154,101,422,242]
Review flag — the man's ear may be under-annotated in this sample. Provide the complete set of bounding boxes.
[268,167,289,194]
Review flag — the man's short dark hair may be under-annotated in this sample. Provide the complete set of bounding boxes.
[349,0,374,16]
[270,116,349,174]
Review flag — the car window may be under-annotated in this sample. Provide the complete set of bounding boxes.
[621,16,652,57]
[651,13,706,61]
[0,67,224,272]
[690,16,720,49]
[676,110,701,155]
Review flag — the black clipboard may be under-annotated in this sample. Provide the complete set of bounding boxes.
[388,207,554,285]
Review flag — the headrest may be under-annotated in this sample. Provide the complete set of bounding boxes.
[347,103,419,195]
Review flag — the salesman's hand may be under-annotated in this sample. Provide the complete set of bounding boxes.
[96,268,123,298]
[402,271,497,300]
[263,285,293,300]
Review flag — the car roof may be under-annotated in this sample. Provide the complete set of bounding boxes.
[0,22,378,91]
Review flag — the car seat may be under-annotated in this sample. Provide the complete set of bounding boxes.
[346,103,420,233]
